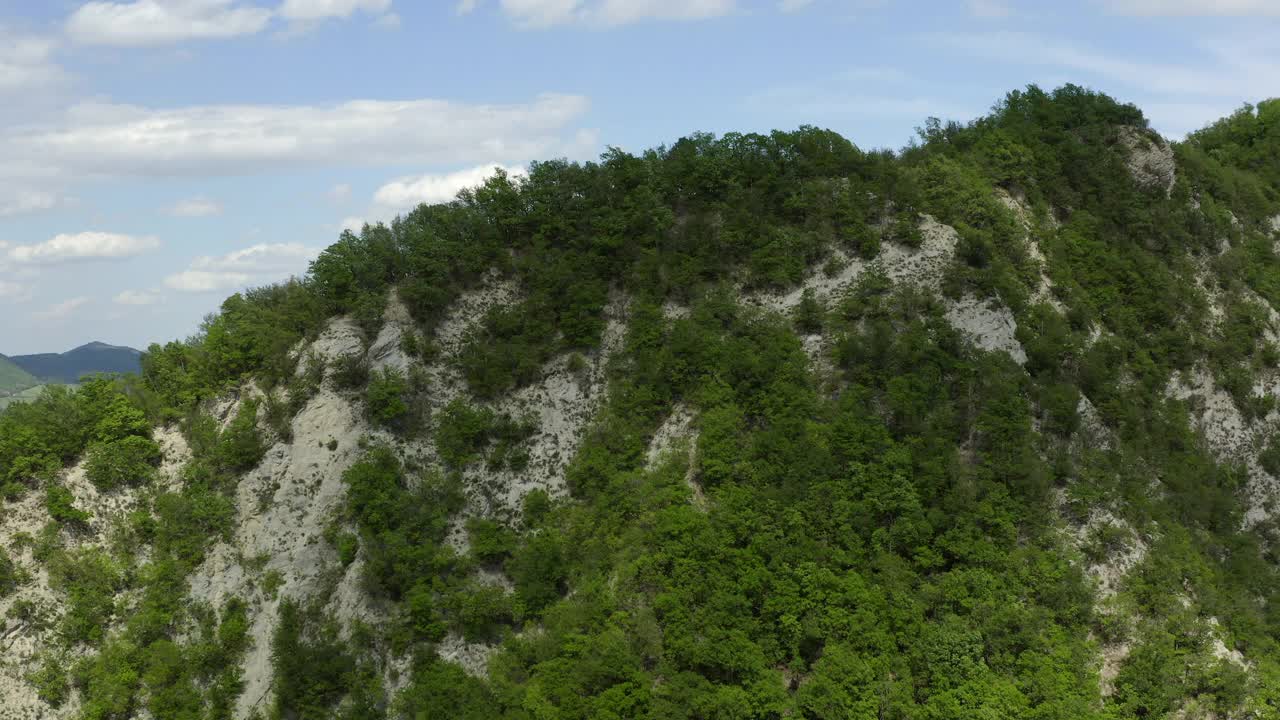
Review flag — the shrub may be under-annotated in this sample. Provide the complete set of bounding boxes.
[435,400,494,468]
[1261,435,1280,477]
[45,484,91,526]
[84,435,161,490]
[0,547,18,596]
[794,288,825,334]
[217,399,266,473]
[331,354,369,391]
[466,518,517,566]
[261,570,284,600]
[27,654,71,708]
[366,368,410,429]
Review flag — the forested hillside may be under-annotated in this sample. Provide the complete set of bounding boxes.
[2,86,1280,719]
[8,342,143,385]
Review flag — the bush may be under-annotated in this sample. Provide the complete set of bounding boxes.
[366,368,410,429]
[0,547,18,596]
[84,435,161,490]
[1261,435,1280,477]
[49,548,124,645]
[435,400,495,468]
[466,518,517,566]
[45,484,91,526]
[794,288,825,334]
[331,353,369,391]
[217,399,266,473]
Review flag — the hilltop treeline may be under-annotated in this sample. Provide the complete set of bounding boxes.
[3,85,1280,719]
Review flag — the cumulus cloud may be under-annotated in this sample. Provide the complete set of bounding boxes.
[164,242,318,292]
[278,0,392,21]
[114,289,160,305]
[1105,0,1280,15]
[167,197,223,217]
[8,232,160,265]
[66,0,274,46]
[33,297,91,322]
[461,0,737,27]
[0,30,66,93]
[373,164,525,212]
[8,94,590,178]
[0,190,59,217]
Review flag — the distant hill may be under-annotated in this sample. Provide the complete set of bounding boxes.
[6,341,143,383]
[0,354,38,394]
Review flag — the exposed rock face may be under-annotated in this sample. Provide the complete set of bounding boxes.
[0,430,191,720]
[1120,126,1176,195]
[944,295,1027,365]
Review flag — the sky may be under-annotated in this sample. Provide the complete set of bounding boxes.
[0,0,1278,355]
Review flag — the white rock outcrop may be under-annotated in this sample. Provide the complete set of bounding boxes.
[944,295,1027,365]
[1120,126,1176,195]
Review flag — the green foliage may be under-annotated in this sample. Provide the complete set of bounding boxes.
[261,569,284,600]
[434,399,534,470]
[217,399,267,473]
[6,86,1280,719]
[341,448,464,630]
[466,517,517,566]
[48,548,125,645]
[793,288,825,334]
[365,368,410,429]
[84,435,161,490]
[45,483,91,526]
[28,653,71,708]
[271,599,380,720]
[0,546,17,596]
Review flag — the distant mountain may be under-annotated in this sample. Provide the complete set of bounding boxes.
[0,354,38,394]
[6,341,143,383]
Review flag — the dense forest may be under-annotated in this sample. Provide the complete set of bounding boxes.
[2,85,1280,719]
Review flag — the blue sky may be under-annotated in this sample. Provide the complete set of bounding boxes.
[0,0,1277,355]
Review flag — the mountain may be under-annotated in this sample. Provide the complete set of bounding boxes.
[6,341,143,383]
[3,86,1280,718]
[0,354,37,394]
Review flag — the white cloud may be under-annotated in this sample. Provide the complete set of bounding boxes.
[778,0,813,11]
[114,289,160,305]
[164,242,318,292]
[373,164,525,212]
[472,0,738,28]
[164,270,252,292]
[1105,0,1280,15]
[0,190,59,217]
[0,280,31,301]
[340,216,365,232]
[167,197,223,216]
[67,0,274,46]
[34,297,91,322]
[0,30,66,93]
[9,94,590,178]
[278,0,391,20]
[8,232,160,265]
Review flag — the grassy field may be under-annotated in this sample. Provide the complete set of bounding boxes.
[0,384,49,410]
